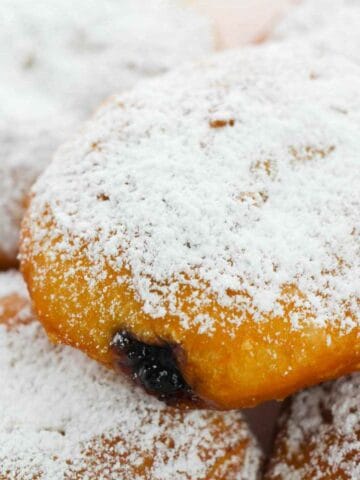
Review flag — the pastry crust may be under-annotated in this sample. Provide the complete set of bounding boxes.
[0,271,262,479]
[21,44,360,409]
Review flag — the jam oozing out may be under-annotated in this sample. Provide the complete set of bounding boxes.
[111,331,198,405]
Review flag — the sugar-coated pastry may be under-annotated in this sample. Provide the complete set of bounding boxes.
[273,0,360,63]
[0,109,74,269]
[0,0,216,268]
[265,374,360,479]
[21,44,360,409]
[0,271,262,479]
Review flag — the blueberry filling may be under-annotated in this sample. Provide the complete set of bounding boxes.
[111,331,193,401]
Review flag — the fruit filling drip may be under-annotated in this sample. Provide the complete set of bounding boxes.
[111,331,197,405]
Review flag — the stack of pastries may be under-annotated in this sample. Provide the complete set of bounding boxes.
[2,0,360,478]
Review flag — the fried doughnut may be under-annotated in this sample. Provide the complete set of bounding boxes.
[0,0,217,268]
[265,374,360,479]
[0,271,262,479]
[273,0,360,63]
[21,44,360,410]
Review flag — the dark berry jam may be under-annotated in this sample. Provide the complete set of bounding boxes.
[111,330,203,407]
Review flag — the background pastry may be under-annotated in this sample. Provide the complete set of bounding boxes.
[265,374,360,479]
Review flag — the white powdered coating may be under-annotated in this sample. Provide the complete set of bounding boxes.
[0,110,75,260]
[274,0,360,64]
[1,0,214,115]
[0,0,214,261]
[28,43,360,333]
[0,271,261,479]
[0,269,28,300]
[269,374,360,479]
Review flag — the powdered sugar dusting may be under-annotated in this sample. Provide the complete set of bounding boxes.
[27,44,360,335]
[267,374,360,479]
[0,112,75,261]
[0,270,28,300]
[0,271,261,479]
[1,0,214,115]
[0,0,214,261]
[274,0,360,65]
